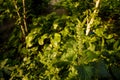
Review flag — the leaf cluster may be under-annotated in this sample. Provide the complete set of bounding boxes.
[0,0,120,80]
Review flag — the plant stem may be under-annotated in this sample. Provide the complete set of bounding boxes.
[86,0,100,35]
[22,0,28,33]
[13,0,26,37]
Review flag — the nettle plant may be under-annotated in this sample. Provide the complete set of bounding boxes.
[1,0,120,80]
[10,0,108,80]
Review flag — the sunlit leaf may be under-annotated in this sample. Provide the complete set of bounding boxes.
[31,28,41,34]
[38,38,44,45]
[1,0,120,79]
[53,22,58,29]
[95,28,104,37]
[54,33,61,43]
[74,2,79,7]
[90,37,97,42]
[51,33,61,48]
[61,27,69,37]
[0,59,8,68]
[61,48,77,61]
[22,75,28,80]
[38,34,48,45]
[104,34,113,39]
[26,34,35,48]
[88,43,95,51]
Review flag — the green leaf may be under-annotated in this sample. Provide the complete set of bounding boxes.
[22,75,28,80]
[101,37,105,49]
[53,22,58,29]
[26,34,35,48]
[95,61,110,77]
[61,48,77,61]
[76,65,93,80]
[0,59,8,68]
[0,0,3,4]
[61,27,69,37]
[9,34,15,42]
[31,27,41,34]
[26,28,41,47]
[38,34,48,45]
[83,50,98,63]
[88,43,95,51]
[51,33,61,48]
[113,40,119,50]
[95,28,104,37]
[104,34,113,39]
[90,37,97,42]
[54,33,61,43]
[110,65,120,80]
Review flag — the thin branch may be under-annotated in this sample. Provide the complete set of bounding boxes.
[22,0,28,33]
[86,0,100,35]
[13,0,26,37]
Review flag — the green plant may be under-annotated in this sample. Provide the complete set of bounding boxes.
[0,0,120,80]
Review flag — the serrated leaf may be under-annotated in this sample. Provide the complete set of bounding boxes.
[76,65,93,80]
[95,61,110,77]
[61,48,77,61]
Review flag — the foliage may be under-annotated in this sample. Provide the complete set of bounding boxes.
[0,0,120,80]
